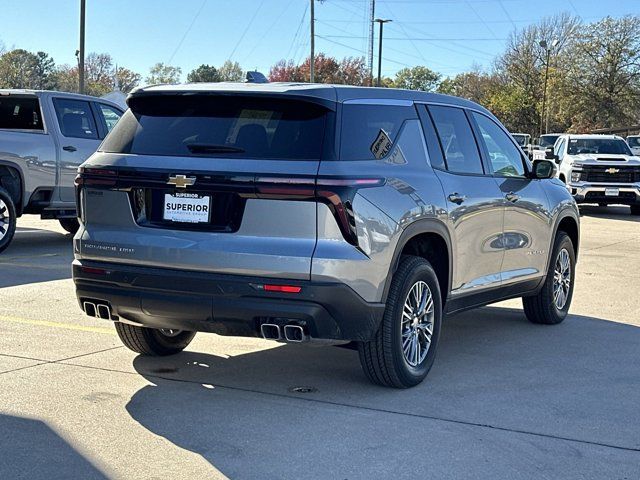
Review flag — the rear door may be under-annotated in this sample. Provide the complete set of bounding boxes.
[52,97,103,202]
[470,112,552,285]
[79,94,332,280]
[422,104,505,293]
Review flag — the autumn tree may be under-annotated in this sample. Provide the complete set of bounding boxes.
[564,16,640,130]
[54,53,141,95]
[268,54,368,85]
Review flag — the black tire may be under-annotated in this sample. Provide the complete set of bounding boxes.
[630,205,640,216]
[0,187,17,254]
[358,256,442,388]
[59,217,80,234]
[523,232,575,325]
[114,322,196,356]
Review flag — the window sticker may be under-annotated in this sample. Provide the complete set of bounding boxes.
[370,129,393,159]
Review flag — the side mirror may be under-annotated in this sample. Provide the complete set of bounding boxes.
[531,159,557,179]
[544,146,557,161]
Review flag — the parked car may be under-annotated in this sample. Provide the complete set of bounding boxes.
[532,133,562,161]
[511,132,532,156]
[626,135,640,156]
[545,134,640,214]
[73,83,580,388]
[0,90,124,253]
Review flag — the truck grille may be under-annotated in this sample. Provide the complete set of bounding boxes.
[579,166,640,183]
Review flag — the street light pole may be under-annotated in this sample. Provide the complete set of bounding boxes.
[79,0,86,94]
[375,18,391,87]
[310,0,315,83]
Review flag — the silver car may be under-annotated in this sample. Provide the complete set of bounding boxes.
[73,83,580,388]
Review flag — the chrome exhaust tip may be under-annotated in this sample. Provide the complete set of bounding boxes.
[83,302,97,318]
[284,325,306,343]
[260,323,281,340]
[96,304,112,320]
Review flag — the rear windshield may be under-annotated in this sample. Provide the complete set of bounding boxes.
[100,95,329,160]
[0,96,44,130]
[567,138,632,155]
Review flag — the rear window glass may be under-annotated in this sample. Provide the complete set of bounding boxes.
[0,96,43,130]
[101,96,329,160]
[340,104,417,160]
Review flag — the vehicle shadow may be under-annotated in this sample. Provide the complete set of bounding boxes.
[0,413,108,479]
[0,227,73,288]
[125,306,640,479]
[578,204,639,222]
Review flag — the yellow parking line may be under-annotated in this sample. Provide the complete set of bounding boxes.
[0,315,115,335]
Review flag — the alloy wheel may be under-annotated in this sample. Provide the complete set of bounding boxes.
[553,248,571,310]
[0,199,11,241]
[401,280,435,367]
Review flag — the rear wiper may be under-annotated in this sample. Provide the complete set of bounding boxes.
[186,143,245,154]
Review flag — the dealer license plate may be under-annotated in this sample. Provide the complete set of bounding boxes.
[163,193,211,223]
[605,188,619,197]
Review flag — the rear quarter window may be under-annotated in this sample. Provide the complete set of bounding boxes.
[339,104,417,160]
[0,96,44,130]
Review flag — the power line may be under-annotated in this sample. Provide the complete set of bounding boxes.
[228,0,267,61]
[243,0,297,63]
[322,34,506,41]
[286,2,309,60]
[167,0,207,65]
[497,0,517,30]
[316,34,412,68]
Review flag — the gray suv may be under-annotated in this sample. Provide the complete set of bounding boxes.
[73,84,580,388]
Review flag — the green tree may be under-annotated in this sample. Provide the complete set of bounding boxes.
[146,62,182,84]
[392,66,441,92]
[55,54,140,95]
[0,49,39,88]
[218,60,243,82]
[187,64,221,83]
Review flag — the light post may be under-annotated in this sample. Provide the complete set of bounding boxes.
[539,38,559,135]
[374,18,391,87]
[79,0,86,94]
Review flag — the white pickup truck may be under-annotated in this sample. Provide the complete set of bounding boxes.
[545,134,640,215]
[0,90,124,252]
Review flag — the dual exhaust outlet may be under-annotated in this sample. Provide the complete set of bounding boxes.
[260,323,307,343]
[83,301,112,320]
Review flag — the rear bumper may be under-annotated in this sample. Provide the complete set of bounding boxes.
[72,260,385,342]
[569,182,640,205]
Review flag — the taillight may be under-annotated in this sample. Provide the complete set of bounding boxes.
[75,167,118,187]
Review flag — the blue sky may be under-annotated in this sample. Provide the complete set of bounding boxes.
[1,0,637,81]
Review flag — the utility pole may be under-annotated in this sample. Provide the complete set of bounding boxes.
[79,0,86,94]
[367,0,376,85]
[539,38,558,136]
[310,0,315,83]
[375,19,391,87]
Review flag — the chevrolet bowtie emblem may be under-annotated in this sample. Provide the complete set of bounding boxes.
[167,174,196,188]
[605,168,620,174]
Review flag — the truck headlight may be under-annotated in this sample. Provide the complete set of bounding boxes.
[571,171,582,182]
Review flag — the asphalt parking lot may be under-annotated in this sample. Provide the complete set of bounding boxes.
[1,207,639,480]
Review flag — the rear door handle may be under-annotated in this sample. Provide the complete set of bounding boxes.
[62,145,77,152]
[448,193,466,205]
[505,192,519,202]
